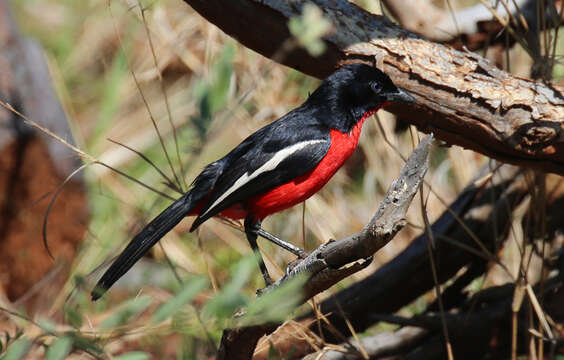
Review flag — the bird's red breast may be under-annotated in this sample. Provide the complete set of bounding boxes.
[216,108,379,220]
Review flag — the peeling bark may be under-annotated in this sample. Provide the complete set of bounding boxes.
[183,0,564,175]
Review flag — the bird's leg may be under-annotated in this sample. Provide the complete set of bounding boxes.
[244,216,273,286]
[256,228,308,258]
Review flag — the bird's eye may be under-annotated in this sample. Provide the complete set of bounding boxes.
[370,82,382,94]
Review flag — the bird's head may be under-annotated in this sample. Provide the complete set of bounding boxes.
[307,63,416,132]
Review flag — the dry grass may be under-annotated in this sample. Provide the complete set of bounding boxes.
[3,0,561,358]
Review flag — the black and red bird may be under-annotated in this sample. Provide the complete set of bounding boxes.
[91,63,415,300]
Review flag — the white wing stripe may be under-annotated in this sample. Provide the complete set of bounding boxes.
[201,139,327,217]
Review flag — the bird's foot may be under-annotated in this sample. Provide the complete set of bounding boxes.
[256,227,308,258]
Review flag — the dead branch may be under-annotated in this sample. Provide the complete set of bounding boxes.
[183,0,564,175]
[310,165,527,332]
[250,163,528,359]
[263,134,432,299]
[301,326,428,360]
[300,262,564,359]
[300,270,564,359]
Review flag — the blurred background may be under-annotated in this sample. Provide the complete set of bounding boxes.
[1,0,559,358]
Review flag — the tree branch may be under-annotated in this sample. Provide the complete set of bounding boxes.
[251,163,528,359]
[183,0,564,175]
[301,326,428,360]
[262,134,431,300]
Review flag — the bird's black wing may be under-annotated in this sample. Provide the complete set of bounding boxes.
[190,113,331,229]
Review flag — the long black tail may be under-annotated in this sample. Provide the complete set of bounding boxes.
[91,193,193,300]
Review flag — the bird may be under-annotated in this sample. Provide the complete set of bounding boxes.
[91,63,416,300]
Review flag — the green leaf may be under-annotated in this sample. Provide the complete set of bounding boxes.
[37,318,58,334]
[100,295,152,329]
[113,351,150,360]
[64,307,83,329]
[45,336,72,360]
[191,43,235,138]
[65,332,103,355]
[239,274,307,326]
[90,46,129,148]
[151,277,208,324]
[2,337,30,360]
[288,3,332,56]
[202,256,255,319]
[209,43,235,113]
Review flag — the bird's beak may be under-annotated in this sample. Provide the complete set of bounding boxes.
[387,87,417,104]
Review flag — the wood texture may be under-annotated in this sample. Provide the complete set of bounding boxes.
[251,164,529,359]
[183,0,564,175]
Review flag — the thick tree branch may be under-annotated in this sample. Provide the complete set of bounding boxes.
[307,271,563,359]
[183,0,564,175]
[251,164,528,359]
[301,326,428,360]
[311,273,564,360]
[307,165,527,335]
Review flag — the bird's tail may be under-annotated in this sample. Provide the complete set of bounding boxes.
[91,193,193,300]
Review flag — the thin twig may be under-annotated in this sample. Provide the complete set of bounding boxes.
[375,113,510,275]
[420,172,454,360]
[108,1,183,190]
[137,0,188,190]
[1,100,176,201]
[43,163,89,259]
[107,138,182,194]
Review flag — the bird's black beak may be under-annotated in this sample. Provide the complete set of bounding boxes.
[387,87,417,104]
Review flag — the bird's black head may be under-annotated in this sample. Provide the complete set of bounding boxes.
[307,63,416,132]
